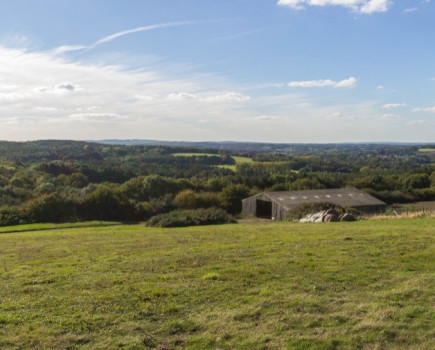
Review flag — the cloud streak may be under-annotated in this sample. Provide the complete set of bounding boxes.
[54,21,203,54]
[382,103,407,108]
[413,106,435,113]
[288,77,357,88]
[277,0,391,14]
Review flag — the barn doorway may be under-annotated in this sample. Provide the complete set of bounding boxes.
[256,199,272,219]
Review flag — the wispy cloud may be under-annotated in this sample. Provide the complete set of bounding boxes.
[164,91,251,103]
[380,113,401,120]
[404,7,418,13]
[406,119,426,126]
[211,28,265,42]
[288,76,357,88]
[0,45,255,140]
[277,0,392,14]
[413,106,435,113]
[381,103,407,108]
[254,115,281,121]
[53,21,206,54]
[324,112,355,120]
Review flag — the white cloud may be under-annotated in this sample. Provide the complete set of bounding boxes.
[381,103,407,108]
[165,91,251,102]
[380,113,401,120]
[404,7,418,13]
[406,119,426,126]
[133,94,157,101]
[324,112,355,120]
[334,76,357,88]
[0,45,255,140]
[53,45,88,55]
[277,0,391,14]
[376,85,384,89]
[0,44,432,142]
[288,76,357,88]
[254,115,280,121]
[69,113,124,121]
[202,92,251,102]
[413,106,435,113]
[167,92,198,101]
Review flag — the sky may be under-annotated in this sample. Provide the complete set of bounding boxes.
[0,0,434,143]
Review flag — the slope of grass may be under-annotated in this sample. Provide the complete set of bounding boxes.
[0,218,434,349]
[0,221,121,234]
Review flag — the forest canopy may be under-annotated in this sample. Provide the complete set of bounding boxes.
[0,140,434,226]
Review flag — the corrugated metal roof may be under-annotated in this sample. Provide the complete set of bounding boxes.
[243,188,385,211]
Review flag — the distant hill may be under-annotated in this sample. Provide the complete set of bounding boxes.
[93,139,435,154]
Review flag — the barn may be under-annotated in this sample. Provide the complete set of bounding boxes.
[242,188,386,220]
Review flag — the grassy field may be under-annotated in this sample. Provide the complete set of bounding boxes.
[172,153,219,157]
[418,148,435,153]
[0,221,121,234]
[0,219,434,349]
[171,152,253,171]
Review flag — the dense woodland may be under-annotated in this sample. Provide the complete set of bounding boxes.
[0,140,434,225]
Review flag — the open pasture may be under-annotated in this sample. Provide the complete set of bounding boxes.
[0,219,434,349]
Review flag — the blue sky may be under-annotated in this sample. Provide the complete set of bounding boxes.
[0,0,434,142]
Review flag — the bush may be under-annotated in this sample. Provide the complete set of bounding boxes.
[146,207,236,228]
[220,184,250,214]
[174,190,221,209]
[20,193,79,223]
[0,206,27,226]
[83,185,139,221]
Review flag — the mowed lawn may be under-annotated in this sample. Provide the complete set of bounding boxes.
[0,219,434,349]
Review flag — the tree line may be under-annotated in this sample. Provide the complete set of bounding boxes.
[0,140,434,225]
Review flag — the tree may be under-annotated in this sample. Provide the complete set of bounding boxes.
[220,184,250,214]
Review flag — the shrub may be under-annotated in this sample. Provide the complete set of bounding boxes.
[146,207,236,228]
[174,190,221,209]
[0,206,27,226]
[220,184,250,214]
[83,185,139,221]
[20,193,79,223]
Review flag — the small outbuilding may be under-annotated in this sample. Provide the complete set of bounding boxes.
[242,188,386,220]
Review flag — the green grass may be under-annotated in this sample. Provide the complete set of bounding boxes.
[418,148,435,153]
[231,156,253,164]
[173,153,253,171]
[0,218,434,349]
[0,221,122,234]
[216,164,237,171]
[172,153,219,157]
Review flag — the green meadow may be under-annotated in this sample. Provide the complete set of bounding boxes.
[0,218,434,349]
[172,152,253,171]
[172,153,219,157]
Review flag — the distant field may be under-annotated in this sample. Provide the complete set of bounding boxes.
[172,152,219,157]
[418,148,435,153]
[173,152,253,171]
[0,218,434,349]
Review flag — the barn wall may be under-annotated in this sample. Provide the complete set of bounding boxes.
[241,197,257,217]
[242,193,276,218]
[272,202,287,221]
